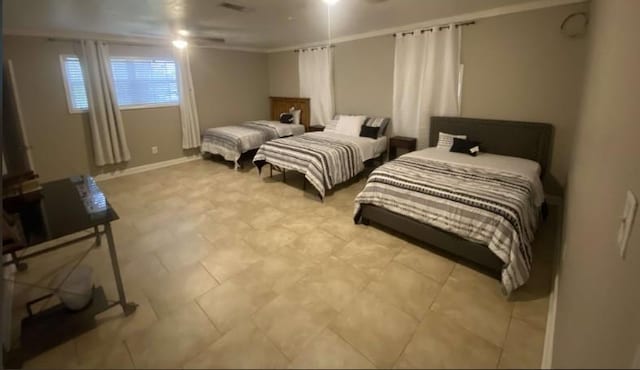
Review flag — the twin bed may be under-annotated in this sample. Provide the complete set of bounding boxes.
[201,97,310,168]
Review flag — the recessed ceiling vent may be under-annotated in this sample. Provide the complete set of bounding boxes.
[219,2,247,12]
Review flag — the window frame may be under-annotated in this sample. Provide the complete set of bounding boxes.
[108,55,180,111]
[59,54,88,114]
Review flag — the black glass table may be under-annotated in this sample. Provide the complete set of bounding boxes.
[3,176,136,366]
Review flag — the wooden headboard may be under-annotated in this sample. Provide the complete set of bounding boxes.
[270,96,311,131]
[430,116,554,177]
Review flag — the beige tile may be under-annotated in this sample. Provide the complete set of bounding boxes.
[125,303,220,369]
[394,245,456,284]
[155,234,215,272]
[184,322,288,369]
[253,288,338,359]
[367,262,441,319]
[335,238,398,279]
[228,251,314,296]
[498,319,545,369]
[290,229,348,261]
[431,265,513,347]
[281,214,327,234]
[196,217,253,244]
[319,215,367,242]
[242,228,299,255]
[361,226,410,250]
[75,339,134,369]
[289,329,375,369]
[117,229,177,262]
[398,310,501,369]
[248,206,286,230]
[293,256,369,311]
[512,295,550,330]
[143,264,218,316]
[200,240,262,282]
[330,291,418,368]
[197,280,277,333]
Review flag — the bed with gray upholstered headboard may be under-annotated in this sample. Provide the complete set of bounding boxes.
[358,116,553,290]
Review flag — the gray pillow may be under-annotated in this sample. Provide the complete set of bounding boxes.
[363,117,390,137]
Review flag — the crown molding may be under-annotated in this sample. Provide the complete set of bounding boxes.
[3,28,267,53]
[266,0,587,53]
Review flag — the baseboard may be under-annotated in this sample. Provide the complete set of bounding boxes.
[541,258,560,368]
[94,155,201,182]
[541,202,566,369]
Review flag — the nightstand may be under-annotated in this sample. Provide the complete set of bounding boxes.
[308,125,324,132]
[389,136,417,160]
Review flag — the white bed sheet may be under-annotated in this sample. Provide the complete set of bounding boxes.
[405,147,545,206]
[307,132,388,161]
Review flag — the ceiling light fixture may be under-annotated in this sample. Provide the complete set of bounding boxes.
[177,29,190,36]
[172,39,188,49]
[322,0,340,6]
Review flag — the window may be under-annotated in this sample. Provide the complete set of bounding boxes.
[60,55,179,113]
[110,57,179,109]
[60,55,89,112]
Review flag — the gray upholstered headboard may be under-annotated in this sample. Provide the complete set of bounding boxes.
[429,116,553,176]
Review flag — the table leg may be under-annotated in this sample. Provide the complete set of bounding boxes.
[104,222,137,316]
[94,226,101,247]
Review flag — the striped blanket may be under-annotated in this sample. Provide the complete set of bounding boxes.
[253,135,364,199]
[201,122,281,167]
[354,156,540,293]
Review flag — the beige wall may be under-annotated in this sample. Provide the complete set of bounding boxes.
[3,36,270,181]
[461,3,587,188]
[267,50,299,98]
[334,36,395,118]
[552,0,640,367]
[266,3,588,187]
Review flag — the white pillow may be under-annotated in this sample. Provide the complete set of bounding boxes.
[289,109,301,125]
[336,115,366,137]
[324,120,339,132]
[437,132,467,150]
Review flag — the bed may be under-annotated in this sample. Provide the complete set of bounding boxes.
[355,116,553,294]
[253,118,389,199]
[201,97,310,168]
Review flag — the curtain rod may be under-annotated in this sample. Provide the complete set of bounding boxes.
[47,37,167,47]
[393,21,476,37]
[294,45,335,53]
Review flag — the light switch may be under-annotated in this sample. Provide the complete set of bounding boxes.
[617,190,638,259]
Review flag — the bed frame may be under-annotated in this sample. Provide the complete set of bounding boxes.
[359,116,553,278]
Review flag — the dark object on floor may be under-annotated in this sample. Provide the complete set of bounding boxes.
[389,136,417,160]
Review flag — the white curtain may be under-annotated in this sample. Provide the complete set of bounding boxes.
[80,40,131,166]
[299,47,334,127]
[392,26,461,148]
[174,48,201,149]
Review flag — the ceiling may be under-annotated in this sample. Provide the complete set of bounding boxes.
[4,0,542,50]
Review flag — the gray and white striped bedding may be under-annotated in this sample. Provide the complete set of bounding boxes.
[354,156,540,293]
[253,134,364,199]
[201,121,302,167]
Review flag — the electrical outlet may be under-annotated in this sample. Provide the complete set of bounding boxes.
[151,146,158,154]
[617,190,638,259]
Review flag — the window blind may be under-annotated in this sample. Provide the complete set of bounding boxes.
[110,58,179,107]
[62,56,89,111]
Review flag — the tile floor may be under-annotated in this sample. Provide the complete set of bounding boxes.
[8,158,557,369]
